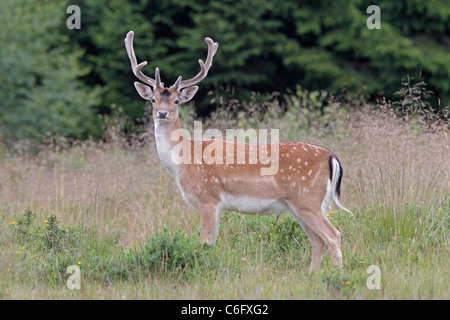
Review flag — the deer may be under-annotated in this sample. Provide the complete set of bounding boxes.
[124,31,352,272]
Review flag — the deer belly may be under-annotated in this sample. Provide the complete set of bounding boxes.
[220,193,288,215]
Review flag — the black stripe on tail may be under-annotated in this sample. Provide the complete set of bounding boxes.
[328,155,343,199]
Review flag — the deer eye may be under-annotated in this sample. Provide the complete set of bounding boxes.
[174,99,180,104]
[151,98,156,103]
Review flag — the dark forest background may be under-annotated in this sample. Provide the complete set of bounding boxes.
[1,0,449,143]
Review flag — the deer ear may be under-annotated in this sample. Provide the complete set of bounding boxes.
[179,86,199,103]
[134,82,154,100]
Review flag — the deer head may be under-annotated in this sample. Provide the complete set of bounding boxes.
[124,31,218,123]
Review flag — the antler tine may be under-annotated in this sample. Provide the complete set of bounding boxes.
[173,76,182,90]
[155,67,163,88]
[175,37,219,89]
[124,31,157,87]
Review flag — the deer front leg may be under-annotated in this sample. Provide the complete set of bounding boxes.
[200,203,221,244]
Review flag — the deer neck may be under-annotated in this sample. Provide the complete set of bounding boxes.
[154,117,184,176]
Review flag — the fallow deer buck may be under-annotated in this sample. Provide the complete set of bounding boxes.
[125,31,352,272]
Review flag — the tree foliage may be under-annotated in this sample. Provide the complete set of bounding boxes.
[73,0,449,116]
[1,0,449,143]
[0,0,101,143]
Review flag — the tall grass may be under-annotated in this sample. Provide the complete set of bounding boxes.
[0,90,448,299]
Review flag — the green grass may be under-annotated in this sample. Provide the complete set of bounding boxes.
[1,201,448,299]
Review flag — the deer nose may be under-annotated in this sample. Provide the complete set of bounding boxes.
[157,111,168,119]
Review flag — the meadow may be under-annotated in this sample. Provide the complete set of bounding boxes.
[0,91,448,299]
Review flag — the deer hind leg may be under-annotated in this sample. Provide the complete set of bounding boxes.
[295,217,325,272]
[200,202,221,244]
[287,201,342,269]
